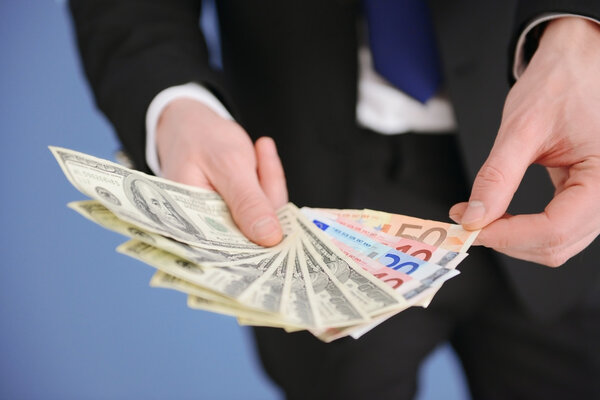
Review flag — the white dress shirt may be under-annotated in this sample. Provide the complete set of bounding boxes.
[145,14,597,176]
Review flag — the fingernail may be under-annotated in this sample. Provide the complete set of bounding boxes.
[461,201,485,226]
[448,212,460,223]
[252,216,279,240]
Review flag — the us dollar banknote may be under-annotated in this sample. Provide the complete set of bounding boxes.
[51,146,289,251]
[118,240,285,312]
[54,146,478,341]
[70,200,275,264]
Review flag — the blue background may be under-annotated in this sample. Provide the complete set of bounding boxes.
[0,1,469,399]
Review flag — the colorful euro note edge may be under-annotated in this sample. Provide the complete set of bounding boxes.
[319,208,479,253]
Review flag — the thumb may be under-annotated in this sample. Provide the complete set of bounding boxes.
[210,162,283,247]
[224,178,283,247]
[460,133,534,230]
[255,136,288,208]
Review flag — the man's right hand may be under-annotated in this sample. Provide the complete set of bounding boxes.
[156,98,288,247]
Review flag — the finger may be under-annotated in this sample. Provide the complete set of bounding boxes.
[255,137,288,208]
[491,229,598,266]
[449,201,509,246]
[208,155,283,247]
[461,127,537,230]
[476,167,600,266]
[449,202,468,224]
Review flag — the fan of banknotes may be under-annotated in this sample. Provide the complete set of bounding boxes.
[50,146,479,342]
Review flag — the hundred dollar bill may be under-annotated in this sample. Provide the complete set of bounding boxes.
[320,208,479,253]
[118,240,286,313]
[234,250,291,314]
[235,316,304,331]
[342,271,459,340]
[153,269,305,327]
[313,310,396,343]
[345,285,445,340]
[234,245,319,329]
[310,248,452,342]
[153,269,309,330]
[297,240,368,328]
[301,237,407,318]
[51,146,288,251]
[187,296,303,328]
[314,280,446,343]
[243,250,290,313]
[185,295,268,320]
[69,200,274,264]
[279,244,318,329]
[315,260,462,341]
[150,271,240,305]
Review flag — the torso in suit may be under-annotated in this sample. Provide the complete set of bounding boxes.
[70,1,600,398]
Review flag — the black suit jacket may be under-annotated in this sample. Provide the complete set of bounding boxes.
[70,0,600,320]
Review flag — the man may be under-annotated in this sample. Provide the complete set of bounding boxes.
[70,1,600,398]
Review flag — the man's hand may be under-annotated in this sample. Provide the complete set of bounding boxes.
[449,17,600,267]
[156,98,288,247]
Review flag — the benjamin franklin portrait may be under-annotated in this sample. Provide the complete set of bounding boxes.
[123,174,204,241]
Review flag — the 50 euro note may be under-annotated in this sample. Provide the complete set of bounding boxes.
[302,209,460,287]
[320,208,479,253]
[305,208,466,269]
[302,208,463,306]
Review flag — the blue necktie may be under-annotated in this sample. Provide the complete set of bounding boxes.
[364,0,442,103]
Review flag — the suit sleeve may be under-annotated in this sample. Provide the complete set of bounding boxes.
[69,0,231,171]
[510,0,600,81]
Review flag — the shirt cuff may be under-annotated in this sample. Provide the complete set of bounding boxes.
[513,13,600,79]
[145,82,234,176]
